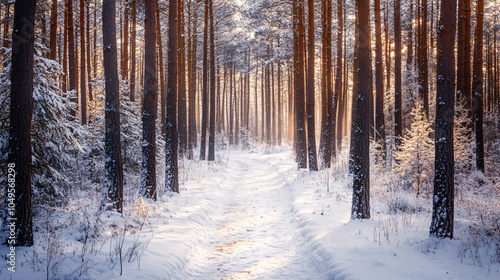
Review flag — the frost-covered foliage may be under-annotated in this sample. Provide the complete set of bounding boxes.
[394,102,434,196]
[0,44,88,206]
[454,97,475,177]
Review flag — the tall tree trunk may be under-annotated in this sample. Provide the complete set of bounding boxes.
[277,39,282,146]
[102,0,124,213]
[80,0,87,125]
[130,0,137,102]
[394,0,403,147]
[63,1,68,92]
[306,0,318,171]
[141,0,158,199]
[374,0,385,158]
[430,0,456,239]
[4,0,36,246]
[320,0,332,168]
[188,6,198,153]
[68,0,77,117]
[351,0,371,219]
[418,0,429,116]
[86,1,93,102]
[122,2,129,80]
[208,0,216,161]
[294,0,307,169]
[49,0,58,60]
[472,0,484,172]
[178,0,187,157]
[2,4,10,48]
[200,0,209,159]
[166,0,179,193]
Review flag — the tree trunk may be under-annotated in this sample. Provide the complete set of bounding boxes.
[374,0,385,158]
[122,2,129,80]
[394,0,403,147]
[200,0,209,159]
[319,0,332,168]
[63,1,68,93]
[141,0,158,200]
[156,1,167,131]
[102,0,124,212]
[208,0,216,161]
[472,0,484,172]
[166,0,179,193]
[430,0,456,239]
[86,2,93,102]
[178,0,187,157]
[68,0,77,117]
[351,0,371,219]
[80,0,87,125]
[4,0,36,246]
[306,0,318,171]
[130,0,137,102]
[294,0,307,169]
[49,0,58,60]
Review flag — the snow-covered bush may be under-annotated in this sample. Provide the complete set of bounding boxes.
[394,102,434,197]
[454,97,475,177]
[0,44,87,206]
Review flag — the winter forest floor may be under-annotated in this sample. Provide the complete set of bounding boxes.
[2,147,500,280]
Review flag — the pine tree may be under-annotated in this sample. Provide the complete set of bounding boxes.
[430,0,457,239]
[165,0,179,193]
[3,0,36,246]
[102,0,124,213]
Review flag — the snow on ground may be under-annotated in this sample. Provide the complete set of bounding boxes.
[1,148,499,279]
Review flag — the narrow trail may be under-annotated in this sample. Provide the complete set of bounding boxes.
[183,151,325,280]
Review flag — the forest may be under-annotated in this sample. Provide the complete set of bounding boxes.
[0,0,499,279]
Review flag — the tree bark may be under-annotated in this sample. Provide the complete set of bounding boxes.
[351,0,371,219]
[68,0,77,117]
[130,0,137,102]
[394,0,403,147]
[4,0,36,246]
[80,0,87,125]
[49,0,58,60]
[374,0,385,158]
[200,0,209,159]
[430,0,456,239]
[141,0,158,200]
[294,0,307,169]
[178,0,187,157]
[472,0,484,172]
[103,0,124,212]
[208,0,216,161]
[166,0,179,193]
[306,0,318,171]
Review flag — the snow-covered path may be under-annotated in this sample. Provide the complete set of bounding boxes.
[183,152,325,279]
